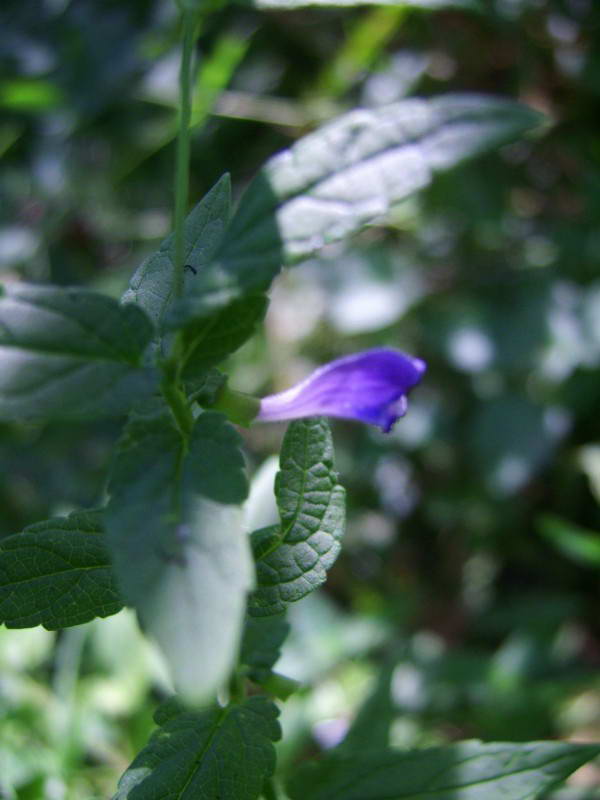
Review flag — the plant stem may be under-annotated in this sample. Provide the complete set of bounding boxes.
[262,777,282,800]
[161,371,194,439]
[173,10,197,298]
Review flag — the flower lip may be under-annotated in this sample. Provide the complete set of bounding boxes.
[257,347,426,433]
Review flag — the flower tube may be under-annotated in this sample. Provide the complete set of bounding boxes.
[257,348,426,433]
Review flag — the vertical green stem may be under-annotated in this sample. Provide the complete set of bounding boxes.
[173,10,197,298]
[262,777,282,800]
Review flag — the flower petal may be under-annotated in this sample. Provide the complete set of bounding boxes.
[257,348,425,432]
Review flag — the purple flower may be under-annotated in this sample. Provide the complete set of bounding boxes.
[257,348,426,433]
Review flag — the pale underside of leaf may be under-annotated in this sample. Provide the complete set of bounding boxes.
[105,412,253,705]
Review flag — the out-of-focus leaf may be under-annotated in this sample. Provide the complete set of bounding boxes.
[114,696,280,800]
[0,510,122,630]
[538,514,600,568]
[122,32,250,177]
[0,79,63,111]
[338,659,396,753]
[250,418,345,616]
[0,123,23,157]
[0,283,156,421]
[468,395,566,495]
[106,411,252,705]
[314,7,408,98]
[176,95,545,318]
[288,740,600,800]
[579,445,600,505]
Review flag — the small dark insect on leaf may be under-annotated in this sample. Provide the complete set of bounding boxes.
[184,264,197,275]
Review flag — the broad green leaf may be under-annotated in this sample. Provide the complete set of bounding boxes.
[0,510,122,630]
[0,283,156,421]
[237,0,480,10]
[174,95,545,318]
[249,418,345,616]
[105,411,253,705]
[114,696,280,800]
[288,740,600,800]
[122,174,231,329]
[175,293,269,378]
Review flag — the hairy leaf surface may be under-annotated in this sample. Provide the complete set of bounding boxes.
[105,411,253,704]
[288,740,600,800]
[0,283,156,421]
[122,174,231,328]
[250,418,345,616]
[114,696,280,800]
[0,510,122,630]
[177,293,268,378]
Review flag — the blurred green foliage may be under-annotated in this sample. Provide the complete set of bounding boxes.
[1,0,600,796]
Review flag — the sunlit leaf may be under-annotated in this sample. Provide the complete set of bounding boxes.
[176,95,545,318]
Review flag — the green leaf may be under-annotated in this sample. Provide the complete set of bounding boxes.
[122,174,231,329]
[249,418,345,616]
[0,510,122,630]
[114,695,280,800]
[105,411,253,705]
[185,368,228,407]
[240,612,290,673]
[176,95,545,317]
[0,283,156,421]
[175,293,269,378]
[538,514,600,568]
[338,658,397,754]
[288,741,600,800]
[0,78,63,111]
